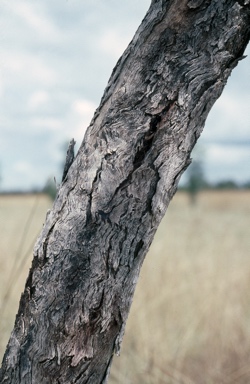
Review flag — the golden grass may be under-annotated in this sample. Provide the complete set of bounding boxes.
[0,194,52,359]
[1,191,250,383]
[110,191,250,384]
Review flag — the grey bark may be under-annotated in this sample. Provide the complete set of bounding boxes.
[1,1,250,383]
[61,139,76,182]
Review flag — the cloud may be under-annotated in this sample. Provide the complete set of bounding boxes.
[28,91,50,111]
[31,117,63,131]
[204,144,250,183]
[213,93,250,132]
[72,99,96,116]
[207,144,249,165]
[70,99,97,141]
[204,43,250,144]
[2,51,57,85]
[0,74,4,99]
[216,94,249,118]
[203,91,250,143]
[10,2,60,42]
[98,29,130,58]
[13,161,33,173]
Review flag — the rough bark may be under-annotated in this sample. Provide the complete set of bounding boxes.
[1,1,250,383]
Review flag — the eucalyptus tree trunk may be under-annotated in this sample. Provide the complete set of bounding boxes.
[1,1,250,383]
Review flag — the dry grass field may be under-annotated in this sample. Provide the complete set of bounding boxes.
[0,194,52,360]
[0,191,250,383]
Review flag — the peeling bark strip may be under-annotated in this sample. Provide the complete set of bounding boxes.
[1,1,250,383]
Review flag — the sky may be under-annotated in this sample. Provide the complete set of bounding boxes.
[0,0,249,191]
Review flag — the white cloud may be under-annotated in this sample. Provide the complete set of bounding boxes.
[31,117,63,131]
[205,146,250,183]
[0,73,4,99]
[98,29,130,58]
[2,51,57,86]
[215,93,250,125]
[204,85,250,142]
[201,142,250,183]
[13,161,33,174]
[28,91,49,110]
[10,2,60,41]
[72,99,96,116]
[71,99,97,140]
[207,144,250,166]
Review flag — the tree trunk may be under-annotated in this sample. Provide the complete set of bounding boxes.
[1,1,250,383]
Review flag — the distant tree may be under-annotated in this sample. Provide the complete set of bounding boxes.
[185,148,207,204]
[243,180,250,189]
[42,177,57,200]
[215,180,239,189]
[1,2,250,383]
